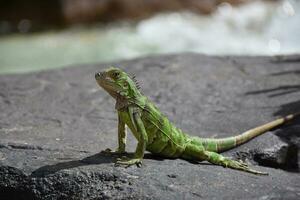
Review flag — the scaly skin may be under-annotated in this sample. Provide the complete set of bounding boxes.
[95,67,298,175]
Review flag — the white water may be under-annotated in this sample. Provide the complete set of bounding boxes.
[132,0,300,55]
[0,0,299,73]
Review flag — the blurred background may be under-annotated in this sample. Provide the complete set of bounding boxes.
[0,0,299,74]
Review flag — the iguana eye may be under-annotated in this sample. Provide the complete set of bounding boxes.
[112,72,120,78]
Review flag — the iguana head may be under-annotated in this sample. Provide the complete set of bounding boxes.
[95,67,141,100]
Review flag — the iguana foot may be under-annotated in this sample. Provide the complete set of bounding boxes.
[115,157,142,167]
[223,158,268,175]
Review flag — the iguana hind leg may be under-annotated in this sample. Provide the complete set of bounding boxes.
[203,151,268,175]
[181,141,268,175]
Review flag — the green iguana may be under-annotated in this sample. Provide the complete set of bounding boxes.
[95,67,298,175]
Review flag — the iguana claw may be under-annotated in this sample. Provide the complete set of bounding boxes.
[115,158,143,167]
[224,158,268,175]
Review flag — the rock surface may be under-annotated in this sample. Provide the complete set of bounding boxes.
[0,53,300,199]
[230,132,298,171]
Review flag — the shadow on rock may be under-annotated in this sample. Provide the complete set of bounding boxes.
[245,85,300,98]
[31,152,115,177]
[271,55,300,63]
[245,84,300,116]
[0,166,36,200]
[31,152,170,177]
[270,69,300,76]
[273,117,300,172]
[244,79,300,172]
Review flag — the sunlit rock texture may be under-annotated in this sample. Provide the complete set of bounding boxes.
[0,53,299,199]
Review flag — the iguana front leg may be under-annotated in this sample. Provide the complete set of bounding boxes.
[103,112,127,154]
[116,111,148,167]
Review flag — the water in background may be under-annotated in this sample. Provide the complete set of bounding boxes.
[0,0,299,74]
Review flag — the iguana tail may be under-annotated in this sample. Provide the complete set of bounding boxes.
[202,113,299,153]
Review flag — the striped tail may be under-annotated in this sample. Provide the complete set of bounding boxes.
[203,113,299,153]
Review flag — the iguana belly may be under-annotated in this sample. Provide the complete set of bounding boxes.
[119,102,190,158]
[141,103,190,158]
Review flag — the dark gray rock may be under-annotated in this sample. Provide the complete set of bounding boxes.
[230,132,298,171]
[0,53,300,199]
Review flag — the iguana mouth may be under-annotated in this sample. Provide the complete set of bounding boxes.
[95,71,121,98]
[98,77,115,90]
